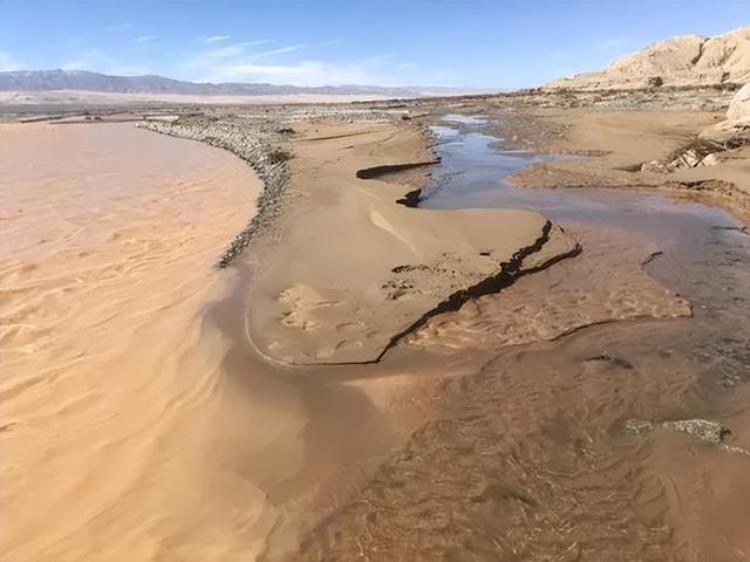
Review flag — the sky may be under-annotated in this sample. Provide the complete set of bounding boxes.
[0,0,748,88]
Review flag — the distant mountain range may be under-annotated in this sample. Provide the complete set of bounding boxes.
[0,69,470,99]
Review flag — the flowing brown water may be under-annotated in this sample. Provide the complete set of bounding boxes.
[292,117,750,561]
[0,123,276,561]
[3,118,749,562]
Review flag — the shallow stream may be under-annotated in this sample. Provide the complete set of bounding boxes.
[422,115,750,390]
[295,115,750,560]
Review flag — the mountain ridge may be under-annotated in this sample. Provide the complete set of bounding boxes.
[0,69,472,98]
[547,26,750,90]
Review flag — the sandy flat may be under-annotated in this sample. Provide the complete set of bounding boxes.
[505,108,750,222]
[242,120,578,365]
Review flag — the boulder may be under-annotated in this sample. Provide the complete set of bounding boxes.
[727,82,750,123]
[641,160,669,173]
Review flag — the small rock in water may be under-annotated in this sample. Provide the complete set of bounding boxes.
[625,417,730,445]
[624,419,654,436]
[584,353,634,369]
[661,419,729,444]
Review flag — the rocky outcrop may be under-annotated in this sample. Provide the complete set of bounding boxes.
[547,27,750,90]
[727,82,750,123]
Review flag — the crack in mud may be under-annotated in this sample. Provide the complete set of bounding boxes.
[308,220,581,366]
[374,221,581,360]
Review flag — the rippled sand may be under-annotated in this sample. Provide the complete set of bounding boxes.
[0,123,269,561]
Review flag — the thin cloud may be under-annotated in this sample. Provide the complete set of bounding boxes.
[201,35,232,44]
[254,44,308,58]
[105,22,133,31]
[136,35,156,44]
[59,47,150,76]
[186,44,249,67]
[318,39,343,47]
[203,60,376,87]
[184,40,275,68]
[0,50,24,71]
[185,40,433,87]
[110,64,150,76]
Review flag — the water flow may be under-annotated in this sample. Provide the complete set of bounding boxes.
[290,115,750,561]
[422,117,750,386]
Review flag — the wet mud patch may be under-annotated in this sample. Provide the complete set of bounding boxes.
[405,226,690,353]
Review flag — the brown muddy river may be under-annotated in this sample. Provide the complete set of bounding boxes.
[0,123,270,562]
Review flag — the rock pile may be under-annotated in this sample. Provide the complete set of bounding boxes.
[140,117,290,268]
[641,131,750,173]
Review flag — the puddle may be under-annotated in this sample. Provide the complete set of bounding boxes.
[441,113,490,126]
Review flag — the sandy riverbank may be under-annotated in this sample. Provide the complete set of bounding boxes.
[504,108,750,222]
[2,117,578,561]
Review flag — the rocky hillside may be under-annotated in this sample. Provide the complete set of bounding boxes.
[548,27,750,90]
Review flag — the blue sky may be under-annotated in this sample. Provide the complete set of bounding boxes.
[0,0,748,88]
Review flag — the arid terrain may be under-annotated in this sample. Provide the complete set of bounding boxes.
[2,25,750,562]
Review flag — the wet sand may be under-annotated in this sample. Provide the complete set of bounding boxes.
[239,119,577,365]
[0,123,274,561]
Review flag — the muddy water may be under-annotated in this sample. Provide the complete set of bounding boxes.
[422,117,750,390]
[5,118,748,561]
[295,117,750,560]
[0,123,275,561]
[0,122,434,562]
